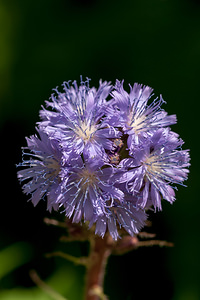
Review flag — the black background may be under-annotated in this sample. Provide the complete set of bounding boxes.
[0,0,199,299]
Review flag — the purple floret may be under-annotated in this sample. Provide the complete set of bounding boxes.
[56,152,146,240]
[116,129,190,211]
[108,80,177,147]
[17,129,65,212]
[95,197,147,240]
[39,78,121,159]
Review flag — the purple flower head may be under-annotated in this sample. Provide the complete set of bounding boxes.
[17,77,190,240]
[17,129,65,212]
[39,78,121,159]
[108,80,177,148]
[117,129,190,211]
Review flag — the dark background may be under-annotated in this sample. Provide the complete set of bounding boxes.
[0,0,199,299]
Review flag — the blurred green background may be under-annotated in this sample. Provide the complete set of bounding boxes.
[0,0,199,299]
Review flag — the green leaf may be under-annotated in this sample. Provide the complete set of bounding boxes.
[0,242,33,279]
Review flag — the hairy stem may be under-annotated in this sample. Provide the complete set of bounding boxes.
[84,234,112,300]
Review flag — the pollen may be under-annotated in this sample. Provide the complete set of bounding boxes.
[109,153,120,165]
[113,139,123,149]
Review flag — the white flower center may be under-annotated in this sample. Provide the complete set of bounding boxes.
[144,154,162,177]
[75,121,97,142]
[45,157,61,179]
[78,168,97,191]
[128,113,146,134]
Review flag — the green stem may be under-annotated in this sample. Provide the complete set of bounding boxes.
[30,270,67,300]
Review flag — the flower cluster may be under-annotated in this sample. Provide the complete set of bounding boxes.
[17,78,190,240]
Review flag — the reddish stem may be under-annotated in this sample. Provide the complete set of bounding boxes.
[84,234,112,300]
